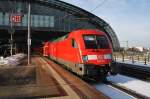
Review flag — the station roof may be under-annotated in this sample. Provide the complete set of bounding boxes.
[0,0,120,50]
[36,0,120,50]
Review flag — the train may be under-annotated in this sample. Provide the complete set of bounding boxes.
[43,29,115,79]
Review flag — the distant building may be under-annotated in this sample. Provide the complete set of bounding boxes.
[135,47,144,52]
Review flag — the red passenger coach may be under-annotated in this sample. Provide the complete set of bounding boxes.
[44,29,113,79]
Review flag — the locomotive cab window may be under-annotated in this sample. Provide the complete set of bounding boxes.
[72,39,78,48]
[83,35,109,49]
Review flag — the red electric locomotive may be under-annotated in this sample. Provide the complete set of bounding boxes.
[44,29,114,78]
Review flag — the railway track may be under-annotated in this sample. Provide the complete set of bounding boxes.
[105,81,149,99]
[115,62,150,80]
[45,57,150,99]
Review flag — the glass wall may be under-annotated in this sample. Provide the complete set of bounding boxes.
[30,15,54,28]
[0,1,96,32]
[0,12,55,28]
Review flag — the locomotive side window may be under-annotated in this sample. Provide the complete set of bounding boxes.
[83,35,109,49]
[72,39,78,48]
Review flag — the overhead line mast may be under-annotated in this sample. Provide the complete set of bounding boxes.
[27,3,31,65]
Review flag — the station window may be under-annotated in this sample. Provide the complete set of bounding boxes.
[4,13,9,25]
[45,16,49,27]
[49,16,54,27]
[34,15,39,27]
[22,15,27,27]
[31,15,34,27]
[39,15,44,27]
[72,39,78,48]
[0,12,2,25]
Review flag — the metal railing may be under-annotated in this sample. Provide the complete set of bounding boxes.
[113,52,150,65]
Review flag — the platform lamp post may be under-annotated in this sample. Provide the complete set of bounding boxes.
[9,11,15,56]
[27,3,31,65]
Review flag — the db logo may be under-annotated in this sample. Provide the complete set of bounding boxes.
[10,14,22,23]
[97,55,104,60]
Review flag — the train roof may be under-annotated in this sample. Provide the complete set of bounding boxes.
[49,34,69,43]
[49,29,106,43]
[71,29,106,35]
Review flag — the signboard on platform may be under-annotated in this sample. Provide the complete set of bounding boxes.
[10,14,22,23]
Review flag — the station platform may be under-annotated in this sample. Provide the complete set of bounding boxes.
[0,56,108,99]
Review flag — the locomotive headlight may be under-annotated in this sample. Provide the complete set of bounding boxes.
[82,55,88,62]
[104,54,112,59]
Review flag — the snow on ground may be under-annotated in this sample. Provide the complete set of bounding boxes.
[93,83,136,99]
[0,53,26,67]
[107,74,150,98]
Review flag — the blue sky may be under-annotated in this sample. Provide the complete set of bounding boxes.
[62,0,150,48]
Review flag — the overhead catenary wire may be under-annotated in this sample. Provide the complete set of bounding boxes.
[54,0,109,31]
[57,0,109,22]
[90,0,109,12]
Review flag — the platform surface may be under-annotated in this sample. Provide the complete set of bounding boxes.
[0,56,108,99]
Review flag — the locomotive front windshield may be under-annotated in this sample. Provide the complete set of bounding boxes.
[83,35,109,49]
